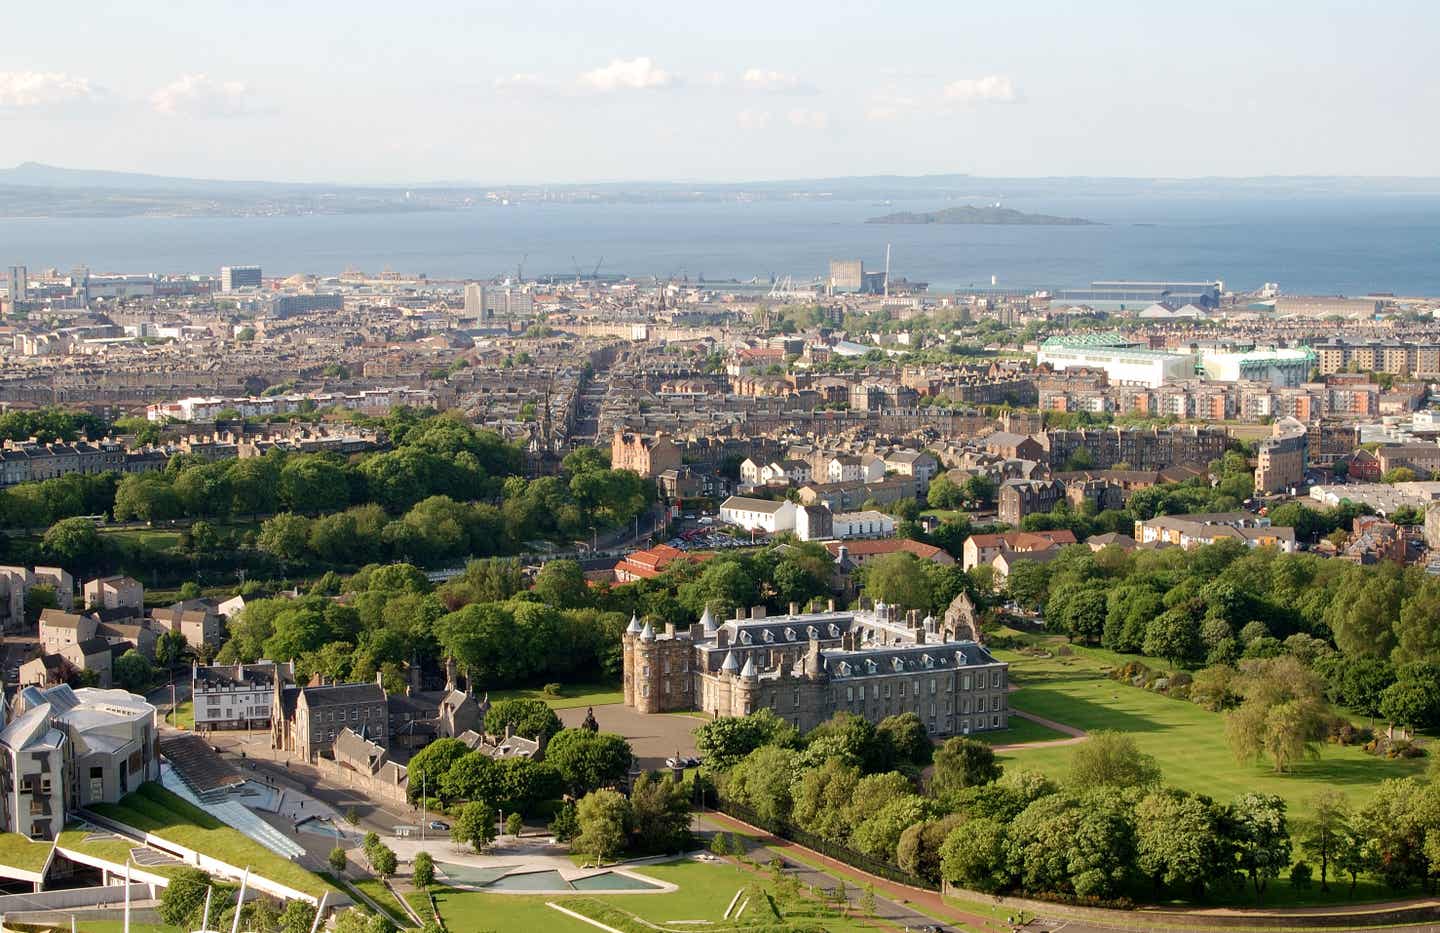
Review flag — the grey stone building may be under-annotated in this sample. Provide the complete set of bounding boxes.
[623,601,1008,737]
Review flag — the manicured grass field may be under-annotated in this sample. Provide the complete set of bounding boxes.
[994,648,1425,820]
[414,859,877,932]
[87,783,336,898]
[0,831,53,873]
[969,714,1070,746]
[489,681,623,710]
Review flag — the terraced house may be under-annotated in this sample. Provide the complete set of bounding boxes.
[623,601,1008,737]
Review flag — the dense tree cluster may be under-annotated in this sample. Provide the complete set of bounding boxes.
[703,708,1440,904]
[998,533,1440,734]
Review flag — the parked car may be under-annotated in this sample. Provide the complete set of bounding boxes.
[428,820,449,831]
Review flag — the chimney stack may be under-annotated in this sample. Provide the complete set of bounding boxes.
[827,598,836,612]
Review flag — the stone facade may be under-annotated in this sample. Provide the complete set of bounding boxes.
[622,602,1009,737]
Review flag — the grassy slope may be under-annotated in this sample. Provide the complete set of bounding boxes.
[0,832,52,873]
[87,783,334,897]
[994,647,1425,820]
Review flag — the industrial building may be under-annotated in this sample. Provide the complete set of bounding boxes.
[1200,347,1316,387]
[1052,280,1221,313]
[1037,335,1196,388]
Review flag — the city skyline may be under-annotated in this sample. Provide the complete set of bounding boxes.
[2,1,1437,184]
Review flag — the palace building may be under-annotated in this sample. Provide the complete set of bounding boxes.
[621,598,1009,737]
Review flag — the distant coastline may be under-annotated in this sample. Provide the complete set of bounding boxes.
[866,205,1098,226]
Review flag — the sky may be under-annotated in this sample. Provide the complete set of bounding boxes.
[1,0,1437,184]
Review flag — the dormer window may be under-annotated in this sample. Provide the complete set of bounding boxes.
[784,627,796,642]
[866,659,877,674]
[922,654,934,669]
[763,630,774,643]
[892,658,904,673]
[741,631,752,645]
[828,624,840,638]
[808,626,819,639]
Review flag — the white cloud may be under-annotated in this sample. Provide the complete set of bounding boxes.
[787,109,828,131]
[943,75,1017,105]
[865,93,918,122]
[493,73,551,92]
[741,68,812,94]
[150,74,254,116]
[578,57,676,92]
[736,109,772,130]
[0,71,97,108]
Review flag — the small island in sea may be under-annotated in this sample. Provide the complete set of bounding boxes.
[866,205,1098,225]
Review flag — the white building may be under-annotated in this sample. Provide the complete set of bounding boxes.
[832,510,896,539]
[1199,348,1316,387]
[1037,339,1196,388]
[193,661,288,732]
[719,496,796,534]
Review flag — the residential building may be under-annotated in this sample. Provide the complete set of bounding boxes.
[150,600,223,650]
[193,661,289,732]
[623,603,1008,736]
[831,510,897,540]
[1134,513,1297,552]
[0,566,74,632]
[610,431,682,478]
[962,530,1078,572]
[613,544,712,582]
[1255,417,1309,494]
[82,576,143,612]
[882,450,939,487]
[0,685,158,840]
[998,480,1066,527]
[718,496,797,534]
[822,538,954,567]
[795,504,834,542]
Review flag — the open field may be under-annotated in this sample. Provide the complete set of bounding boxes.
[412,859,879,932]
[489,681,624,710]
[995,647,1426,821]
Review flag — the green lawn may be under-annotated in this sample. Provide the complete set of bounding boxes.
[993,648,1426,820]
[87,783,336,898]
[416,859,878,932]
[489,681,624,710]
[0,831,52,873]
[969,714,1070,746]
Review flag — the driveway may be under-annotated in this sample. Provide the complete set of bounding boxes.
[558,703,703,771]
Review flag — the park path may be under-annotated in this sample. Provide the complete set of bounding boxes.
[987,709,1089,752]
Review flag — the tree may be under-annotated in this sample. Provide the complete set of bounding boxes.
[1225,656,1328,772]
[257,512,312,562]
[532,559,590,609]
[159,867,212,927]
[412,850,435,887]
[1004,559,1051,611]
[407,738,468,802]
[694,709,797,770]
[328,846,348,872]
[629,772,691,853]
[42,516,104,568]
[575,788,631,864]
[897,814,966,885]
[485,697,563,742]
[544,729,633,794]
[22,584,57,626]
[851,795,938,862]
[452,801,497,853]
[877,712,933,767]
[1231,793,1292,900]
[279,900,318,933]
[725,745,799,824]
[939,817,1010,893]
[1134,788,1232,898]
[155,629,188,670]
[1067,731,1161,791]
[370,843,397,878]
[1143,603,1204,667]
[929,737,1001,798]
[863,552,932,611]
[790,757,861,843]
[1298,791,1349,893]
[113,649,154,693]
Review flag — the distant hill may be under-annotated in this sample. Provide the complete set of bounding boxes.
[866,205,1097,226]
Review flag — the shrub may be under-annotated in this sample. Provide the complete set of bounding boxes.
[1290,861,1313,890]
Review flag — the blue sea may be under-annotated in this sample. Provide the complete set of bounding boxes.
[3,195,1439,296]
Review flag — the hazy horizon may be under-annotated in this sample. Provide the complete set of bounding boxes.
[3,1,1436,185]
